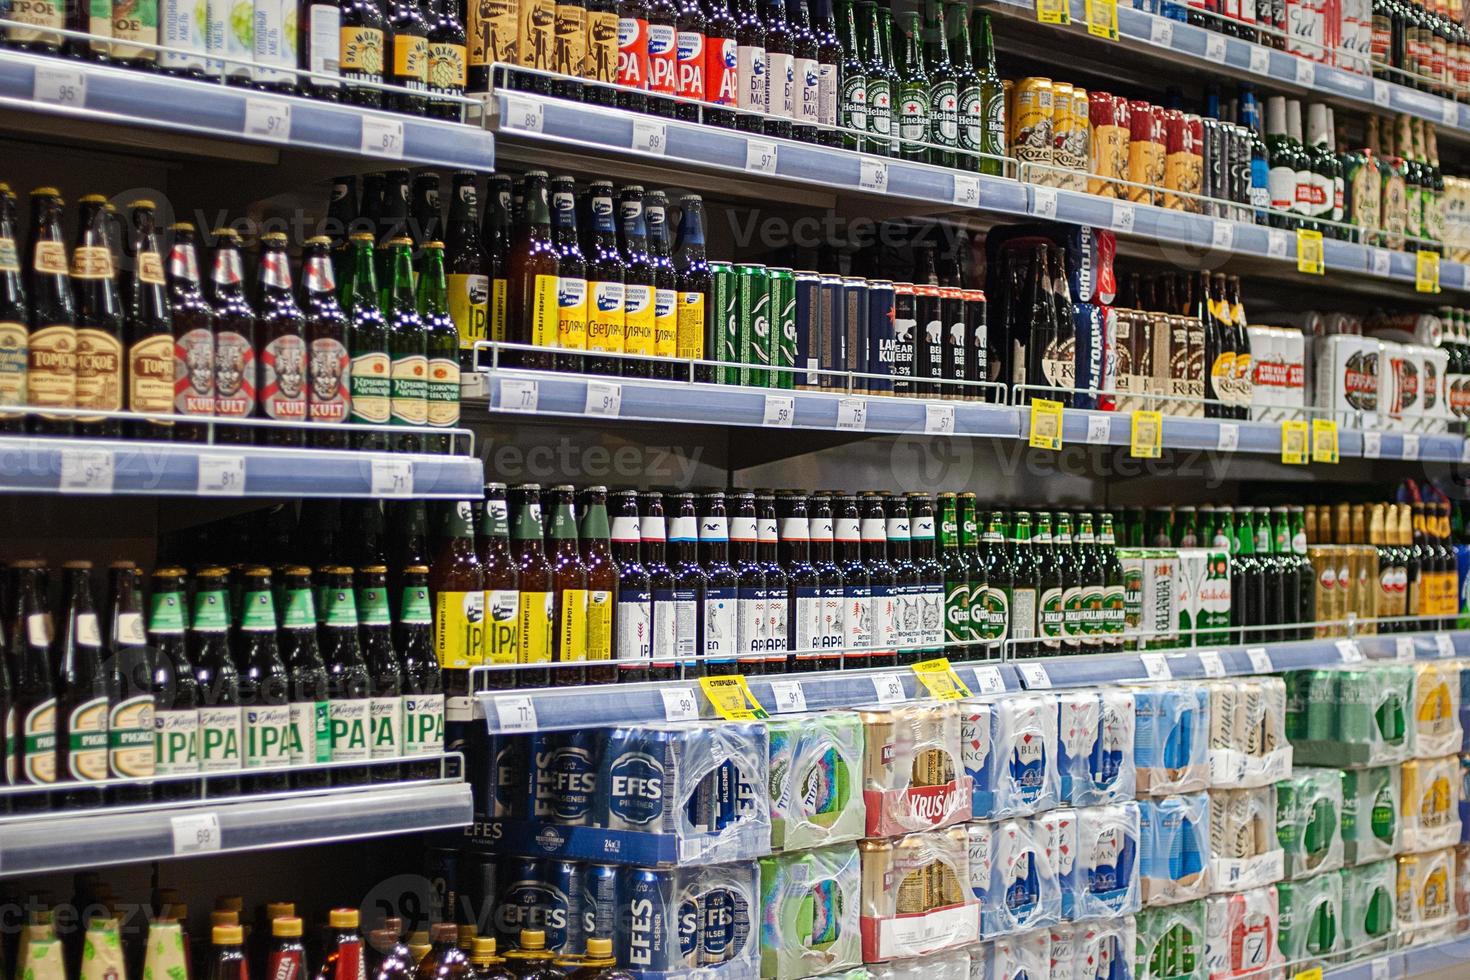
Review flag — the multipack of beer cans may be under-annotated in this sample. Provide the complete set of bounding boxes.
[1205,677,1292,789]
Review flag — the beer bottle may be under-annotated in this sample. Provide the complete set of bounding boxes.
[396,565,443,776]
[340,0,387,107]
[1370,503,1394,633]
[610,491,651,683]
[104,562,153,800]
[445,173,490,365]
[430,500,486,689]
[647,0,679,115]
[416,242,462,453]
[345,234,392,450]
[483,176,514,347]
[578,487,617,684]
[549,177,589,373]
[509,173,560,370]
[388,0,431,113]
[946,3,980,170]
[147,567,197,801]
[123,204,173,441]
[637,490,677,681]
[191,567,242,795]
[756,492,791,673]
[255,233,309,442]
[582,183,629,376]
[673,195,710,372]
[922,3,957,169]
[811,0,840,144]
[958,494,989,655]
[1054,511,1081,653]
[477,484,520,689]
[510,485,555,687]
[411,173,444,247]
[1033,511,1062,656]
[0,186,25,434]
[326,178,359,280]
[884,494,921,665]
[858,494,895,668]
[68,196,122,439]
[894,11,929,162]
[385,237,429,447]
[236,568,290,793]
[427,0,469,118]
[834,0,866,152]
[758,0,793,138]
[1410,502,1431,624]
[546,485,589,687]
[697,492,740,676]
[777,492,818,672]
[1076,512,1106,649]
[1008,511,1039,657]
[202,229,253,443]
[617,0,651,112]
[728,491,767,675]
[1097,513,1125,652]
[165,223,219,442]
[721,0,761,132]
[278,567,331,787]
[663,492,706,677]
[1234,506,1266,644]
[807,494,844,671]
[357,566,403,779]
[300,237,352,447]
[10,562,54,803]
[907,493,945,658]
[860,2,895,156]
[702,0,737,127]
[616,186,658,378]
[971,10,1004,175]
[938,493,971,659]
[644,191,679,374]
[25,188,76,436]
[833,495,871,668]
[377,171,413,291]
[320,568,371,784]
[51,562,107,808]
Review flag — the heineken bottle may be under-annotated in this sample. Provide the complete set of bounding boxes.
[894,11,931,163]
[836,0,867,152]
[922,0,958,169]
[971,9,1005,176]
[938,494,972,659]
[860,0,896,156]
[947,2,982,172]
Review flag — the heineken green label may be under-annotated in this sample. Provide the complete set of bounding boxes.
[148,591,186,633]
[359,587,392,626]
[244,705,291,768]
[197,706,242,772]
[404,693,445,756]
[192,589,230,631]
[282,588,316,628]
[370,696,402,758]
[153,708,198,776]
[240,590,277,631]
[330,699,371,762]
[401,586,432,624]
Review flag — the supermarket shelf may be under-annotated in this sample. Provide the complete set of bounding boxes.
[0,435,485,497]
[0,47,495,170]
[0,780,474,876]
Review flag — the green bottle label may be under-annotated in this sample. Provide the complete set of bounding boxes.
[240,589,277,631]
[945,581,971,643]
[358,586,391,626]
[401,586,432,624]
[148,590,186,634]
[324,587,358,627]
[283,587,316,628]
[191,589,230,632]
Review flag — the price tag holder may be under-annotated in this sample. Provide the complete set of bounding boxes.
[632,118,668,155]
[1363,430,1382,458]
[952,174,980,207]
[1032,186,1058,220]
[859,158,889,193]
[494,694,539,732]
[1336,639,1364,664]
[836,397,867,430]
[1396,637,1417,661]
[1311,418,1339,463]
[1267,229,1289,259]
[59,449,114,493]
[1036,0,1070,25]
[1212,221,1235,250]
[1018,663,1052,689]
[767,679,808,714]
[911,658,973,700]
[1029,398,1064,450]
[503,94,544,132]
[370,458,413,497]
[1436,632,1456,658]
[585,381,622,416]
[361,115,405,158]
[1280,419,1309,465]
[1372,80,1391,106]
[1461,437,1470,464]
[1296,228,1325,275]
[1246,647,1274,673]
[925,403,955,435]
[1249,45,1270,73]
[1445,99,1461,126]
[1371,247,1392,277]
[1130,410,1162,458]
[1085,0,1117,38]
[499,378,540,412]
[1368,958,1390,980]
[872,672,908,704]
[1416,249,1441,293]
[244,96,292,142]
[1402,433,1420,460]
[1198,650,1226,678]
[763,394,795,427]
[33,64,86,108]
[1148,15,1173,46]
[171,811,222,855]
[971,665,1005,695]
[1205,33,1227,62]
[1292,969,1322,980]
[1140,653,1172,681]
[1216,422,1239,452]
[745,138,778,174]
[700,676,769,720]
[660,686,699,721]
[197,455,246,496]
[1294,58,1315,86]
[1111,201,1135,233]
[1086,414,1111,445]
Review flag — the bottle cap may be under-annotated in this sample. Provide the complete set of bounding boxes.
[431,923,459,942]
[457,924,477,947]
[210,911,239,928]
[519,929,546,950]
[471,938,498,959]
[212,925,244,945]
[272,917,303,938]
[586,938,613,958]
[328,908,359,929]
[266,902,296,920]
[368,929,398,952]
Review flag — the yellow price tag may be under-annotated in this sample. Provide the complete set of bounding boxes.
[1311,418,1339,463]
[912,658,973,701]
[1296,228,1325,275]
[1084,0,1118,37]
[1417,249,1441,293]
[1281,419,1309,464]
[1035,0,1070,24]
[699,676,769,721]
[1292,969,1322,980]
[1029,398,1064,450]
[1130,410,1162,458]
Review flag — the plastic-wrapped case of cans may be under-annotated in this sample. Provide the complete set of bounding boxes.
[1134,900,1207,980]
[1246,326,1306,423]
[859,827,978,962]
[1286,665,1412,768]
[758,844,862,980]
[960,694,1059,820]
[1205,677,1291,790]
[610,860,761,980]
[1040,807,1078,921]
[1276,872,1342,970]
[1051,918,1136,980]
[1341,765,1402,865]
[1203,886,1280,980]
[861,702,972,838]
[1313,334,1381,428]
[1397,847,1457,944]
[1401,756,1463,854]
[1208,787,1284,894]
[1412,662,1464,760]
[871,945,972,980]
[766,711,866,851]
[986,928,1049,980]
[1140,793,1210,906]
[1133,683,1210,795]
[1275,768,1345,880]
[971,817,1063,938]
[1071,803,1142,919]
[1058,690,1137,807]
[1341,859,1397,959]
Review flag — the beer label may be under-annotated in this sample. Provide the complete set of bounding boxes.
[154,708,198,776]
[704,587,737,662]
[651,587,678,665]
[433,590,485,669]
[794,587,823,658]
[428,41,467,91]
[307,3,342,83]
[516,0,555,70]
[204,328,250,418]
[676,290,705,360]
[528,273,558,348]
[0,237,17,273]
[485,587,519,669]
[329,699,371,762]
[584,8,617,83]
[551,2,584,77]
[74,327,124,415]
[558,588,589,664]
[123,332,172,416]
[390,352,428,425]
[707,35,737,106]
[557,276,589,351]
[1042,335,1075,392]
[1010,587,1037,640]
[349,350,391,424]
[65,696,108,781]
[676,29,704,100]
[652,287,677,359]
[32,239,67,276]
[403,693,444,756]
[340,26,385,75]
[111,0,159,59]
[616,592,652,663]
[520,590,554,665]
[369,696,402,758]
[468,0,516,66]
[793,55,818,123]
[617,15,649,87]
[108,694,155,778]
[198,706,242,772]
[427,356,459,427]
[1209,351,1236,405]
[819,585,845,651]
[766,582,788,654]
[841,74,867,134]
[586,589,613,662]
[623,282,656,357]
[173,326,215,416]
[583,279,624,354]
[287,700,330,766]
[898,89,929,143]
[22,699,56,783]
[244,704,291,768]
[28,323,76,411]
[737,44,766,112]
[930,79,958,144]
[303,336,349,424]
[448,273,490,349]
[769,50,794,119]
[137,250,165,286]
[260,333,307,422]
[0,321,27,413]
[737,587,766,657]
[392,33,429,83]
[71,245,113,280]
[647,22,676,94]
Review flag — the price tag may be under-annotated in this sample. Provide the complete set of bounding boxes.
[1267,229,1289,258]
[33,65,86,108]
[1280,419,1309,464]
[1435,632,1456,657]
[59,449,114,493]
[1198,650,1226,678]
[1311,418,1339,463]
[1032,186,1058,220]
[1246,647,1274,673]
[1205,34,1227,62]
[972,665,1005,695]
[660,686,699,720]
[1371,247,1392,277]
[1396,637,1417,661]
[1212,221,1234,250]
[872,672,908,704]
[1369,958,1390,980]
[1130,410,1162,458]
[494,694,538,732]
[925,403,955,435]
[243,96,292,142]
[911,658,973,700]
[1363,430,1382,458]
[370,458,413,497]
[1249,45,1270,74]
[836,397,867,430]
[1216,422,1239,452]
[859,158,889,193]
[361,115,405,158]
[952,174,980,207]
[1444,98,1460,126]
[1018,663,1052,689]
[745,138,778,174]
[499,378,540,412]
[700,676,769,719]
[197,455,246,496]
[1084,0,1117,38]
[1293,968,1323,980]
[1036,0,1070,24]
[585,381,622,416]
[1372,80,1391,107]
[1086,413,1111,445]
[1140,653,1173,681]
[1296,227,1325,274]
[1148,16,1174,46]
[1336,639,1364,664]
[1294,58,1315,86]
[1111,201,1135,233]
[1029,398,1064,450]
[503,94,544,132]
[1461,436,1470,463]
[763,394,795,427]
[768,679,808,714]
[1402,432,1420,460]
[632,118,668,155]
[171,811,222,855]
[1416,249,1441,293]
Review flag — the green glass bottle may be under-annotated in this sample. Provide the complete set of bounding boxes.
[970,9,1005,176]
[861,1,896,157]
[922,0,957,169]
[386,237,428,451]
[346,233,392,451]
[894,11,931,163]
[938,493,971,659]
[414,241,461,454]
[836,0,867,152]
[958,493,986,654]
[947,2,981,172]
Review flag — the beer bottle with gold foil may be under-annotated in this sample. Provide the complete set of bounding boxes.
[386,237,428,449]
[397,565,443,776]
[477,484,519,689]
[548,486,589,687]
[164,224,214,443]
[105,562,154,799]
[256,233,309,444]
[0,185,27,433]
[483,175,513,347]
[320,568,371,785]
[511,484,554,688]
[617,185,657,378]
[446,172,489,364]
[208,229,255,443]
[301,237,351,447]
[426,0,468,118]
[508,172,560,370]
[124,204,173,441]
[340,0,387,107]
[467,0,516,91]
[579,486,617,685]
[55,561,109,808]
[69,196,123,439]
[388,0,430,113]
[26,189,76,436]
[415,241,461,453]
[644,191,678,373]
[430,501,486,682]
[550,176,588,373]
[346,233,392,450]
[584,180,626,375]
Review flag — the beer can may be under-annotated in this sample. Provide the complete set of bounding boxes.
[963,288,988,398]
[916,284,943,398]
[1068,87,1091,193]
[866,280,896,394]
[461,851,498,935]
[940,286,967,399]
[1126,102,1165,205]
[893,283,918,397]
[493,855,540,945]
[581,864,618,942]
[819,274,846,390]
[598,726,671,832]
[1050,82,1074,188]
[548,728,601,826]
[1200,117,1222,216]
[768,267,796,390]
[841,276,870,386]
[489,733,527,819]
[859,708,897,790]
[709,261,739,385]
[1087,90,1120,197]
[735,263,771,387]
[616,868,676,971]
[425,846,460,924]
[793,271,823,389]
[1163,111,1204,213]
[1012,77,1055,174]
[497,857,582,952]
[859,837,895,919]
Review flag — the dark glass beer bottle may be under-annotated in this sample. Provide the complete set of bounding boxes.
[787,0,820,143]
[431,500,487,692]
[320,568,372,784]
[426,0,469,117]
[446,172,490,366]
[808,493,846,671]
[483,175,514,348]
[667,493,709,678]
[397,565,443,776]
[477,484,520,690]
[610,490,652,683]
[617,185,658,378]
[124,203,174,441]
[357,566,403,780]
[256,233,309,443]
[644,191,679,377]
[510,485,555,687]
[702,0,738,126]
[236,567,290,793]
[885,494,920,665]
[672,0,705,120]
[0,185,25,435]
[508,172,560,370]
[729,492,767,676]
[301,236,352,448]
[339,0,388,106]
[25,188,76,436]
[584,181,627,375]
[104,562,153,801]
[762,0,794,137]
[579,487,618,684]
[388,0,431,112]
[673,194,710,375]
[70,195,124,439]
[547,485,589,687]
[54,562,109,809]
[550,176,589,373]
[698,492,739,676]
[640,490,678,681]
[278,567,331,787]
[207,229,255,443]
[734,0,767,130]
[834,495,871,668]
[148,567,199,801]
[756,492,790,673]
[191,567,242,796]
[779,491,819,672]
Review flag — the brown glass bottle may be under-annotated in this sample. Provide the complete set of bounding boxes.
[206,228,254,443]
[511,484,554,688]
[55,561,110,808]
[26,188,77,436]
[429,500,485,696]
[104,561,153,801]
[477,484,520,690]
[11,561,56,806]
[167,223,216,443]
[508,172,559,369]
[578,487,617,684]
[256,232,308,443]
[301,236,352,447]
[502,931,562,980]
[124,202,174,441]
[0,184,26,434]
[67,196,124,439]
[416,923,472,980]
[547,485,588,686]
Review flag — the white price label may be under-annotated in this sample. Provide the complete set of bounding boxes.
[1246,647,1274,673]
[1444,99,1460,125]
[763,394,795,427]
[768,679,808,713]
[504,94,544,132]
[1369,957,1390,980]
[1267,230,1289,258]
[872,672,907,704]
[197,455,246,496]
[1031,186,1058,219]
[952,174,980,207]
[1086,414,1111,444]
[370,458,413,497]
[1461,437,1470,463]
[1372,80,1391,107]
[1294,57,1315,86]
[495,694,538,732]
[1371,247,1392,277]
[499,378,540,412]
[859,158,889,192]
[1205,34,1227,62]
[660,686,699,720]
[33,65,86,108]
[1212,221,1234,250]
[632,118,668,155]
[1198,650,1226,678]
[1363,431,1382,458]
[1216,422,1239,451]
[971,665,1005,695]
[1149,16,1174,46]
[1336,639,1364,664]
[1396,636,1417,662]
[59,449,114,493]
[924,403,955,435]
[1018,663,1052,689]
[171,811,221,856]
[361,115,405,158]
[243,96,292,142]
[585,381,622,416]
[745,138,778,174]
[1140,653,1172,681]
[1401,433,1420,460]
[1111,201,1135,233]
[1435,632,1456,657]
[1249,45,1270,74]
[836,397,867,430]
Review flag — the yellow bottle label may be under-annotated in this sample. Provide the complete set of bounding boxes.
[623,282,656,358]
[653,287,677,359]
[393,34,429,81]
[554,1,586,77]
[448,273,490,349]
[486,589,520,667]
[558,276,589,351]
[520,591,553,665]
[587,280,625,354]
[433,590,485,669]
[108,695,155,778]
[427,41,467,88]
[74,327,123,414]
[559,588,589,663]
[468,0,517,67]
[341,26,385,73]
[517,0,555,70]
[586,589,613,662]
[584,9,618,83]
[677,291,705,360]
[27,323,76,412]
[531,273,559,348]
[491,277,509,342]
